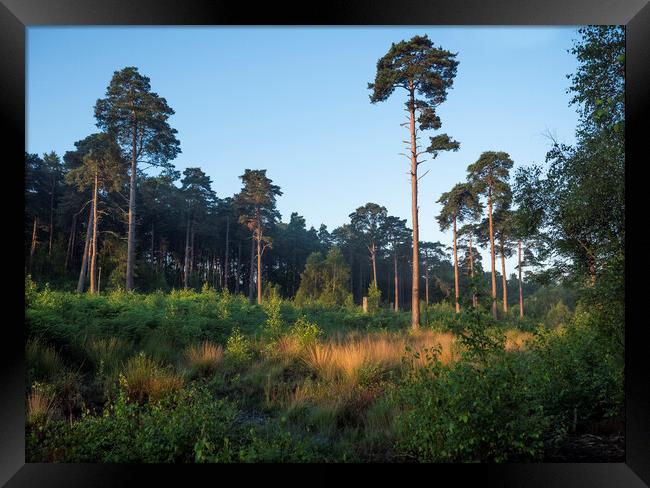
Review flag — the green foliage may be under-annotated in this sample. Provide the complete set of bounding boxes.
[28,385,237,463]
[289,316,323,348]
[528,319,623,430]
[367,282,381,314]
[224,327,252,366]
[263,289,284,340]
[545,300,571,327]
[393,347,548,462]
[295,247,352,307]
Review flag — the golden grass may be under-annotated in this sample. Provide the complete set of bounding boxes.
[122,353,184,403]
[301,330,458,384]
[27,384,56,425]
[185,341,224,375]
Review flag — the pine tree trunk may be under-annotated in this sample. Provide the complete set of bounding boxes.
[76,209,93,293]
[183,216,190,289]
[125,124,137,291]
[425,268,429,306]
[518,240,524,319]
[223,216,230,291]
[500,240,508,313]
[488,187,497,320]
[394,249,399,311]
[469,231,476,308]
[65,213,77,271]
[248,237,255,302]
[89,171,98,293]
[453,212,460,313]
[29,217,38,275]
[371,242,377,286]
[190,225,195,276]
[48,180,55,256]
[235,240,242,295]
[257,228,262,304]
[408,82,420,329]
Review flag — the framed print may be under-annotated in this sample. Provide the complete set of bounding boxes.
[2,0,648,485]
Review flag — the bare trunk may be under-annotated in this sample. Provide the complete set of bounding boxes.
[98,266,102,294]
[256,228,262,305]
[394,249,399,311]
[408,82,420,329]
[183,216,191,289]
[469,231,476,308]
[48,180,55,256]
[89,171,98,293]
[371,242,377,286]
[29,218,38,275]
[248,237,255,302]
[125,124,137,291]
[76,209,93,293]
[223,216,230,291]
[235,240,242,295]
[190,225,195,275]
[65,213,77,271]
[488,188,497,320]
[425,267,429,306]
[518,240,524,319]
[453,212,460,313]
[500,240,508,313]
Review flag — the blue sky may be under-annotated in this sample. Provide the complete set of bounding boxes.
[27,27,581,273]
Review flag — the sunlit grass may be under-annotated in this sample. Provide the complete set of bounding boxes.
[185,341,224,376]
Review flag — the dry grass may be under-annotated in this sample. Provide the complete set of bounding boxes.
[301,330,458,384]
[185,341,224,375]
[272,335,302,362]
[122,353,184,403]
[27,384,57,425]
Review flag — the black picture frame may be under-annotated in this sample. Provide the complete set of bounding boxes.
[2,0,648,485]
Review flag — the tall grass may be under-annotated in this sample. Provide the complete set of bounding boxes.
[26,338,65,383]
[121,353,185,403]
[27,383,57,425]
[302,331,458,384]
[185,341,224,376]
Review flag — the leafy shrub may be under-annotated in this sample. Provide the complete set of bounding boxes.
[289,316,323,348]
[27,385,239,463]
[545,300,571,327]
[367,283,381,313]
[527,320,623,432]
[263,291,284,340]
[224,327,252,366]
[393,348,548,462]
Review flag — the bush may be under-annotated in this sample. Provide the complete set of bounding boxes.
[392,348,548,462]
[224,327,252,366]
[27,385,240,463]
[527,320,623,432]
[367,283,381,314]
[289,316,323,348]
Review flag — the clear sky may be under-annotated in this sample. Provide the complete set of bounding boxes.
[27,26,581,273]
